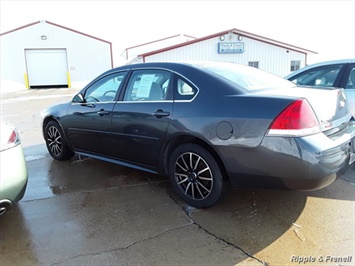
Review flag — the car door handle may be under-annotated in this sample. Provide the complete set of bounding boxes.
[153,110,170,118]
[97,110,110,116]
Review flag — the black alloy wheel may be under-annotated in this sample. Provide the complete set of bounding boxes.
[45,121,74,160]
[169,143,223,208]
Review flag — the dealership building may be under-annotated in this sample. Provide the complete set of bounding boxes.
[0,20,112,90]
[1,21,316,91]
[124,28,317,77]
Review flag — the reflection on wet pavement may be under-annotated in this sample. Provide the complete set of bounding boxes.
[22,145,168,201]
[1,143,354,265]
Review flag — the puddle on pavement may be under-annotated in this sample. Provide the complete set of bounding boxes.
[25,154,47,161]
[23,152,169,201]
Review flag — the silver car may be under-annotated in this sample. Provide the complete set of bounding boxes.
[285,59,355,116]
[0,120,28,215]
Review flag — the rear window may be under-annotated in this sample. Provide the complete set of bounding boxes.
[194,62,294,91]
[288,64,343,87]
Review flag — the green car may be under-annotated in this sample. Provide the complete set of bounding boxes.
[0,120,28,215]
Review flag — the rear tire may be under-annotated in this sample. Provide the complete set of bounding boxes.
[44,120,74,160]
[168,143,223,208]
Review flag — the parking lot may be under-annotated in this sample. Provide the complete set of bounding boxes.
[1,88,354,266]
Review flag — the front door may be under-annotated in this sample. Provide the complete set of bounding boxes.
[65,71,127,157]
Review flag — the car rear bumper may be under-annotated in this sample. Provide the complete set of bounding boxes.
[0,144,28,203]
[221,121,355,190]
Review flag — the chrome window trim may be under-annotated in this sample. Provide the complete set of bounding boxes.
[120,66,200,103]
[70,101,118,105]
[173,73,199,102]
[114,100,174,104]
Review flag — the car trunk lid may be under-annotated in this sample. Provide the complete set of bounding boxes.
[260,86,352,134]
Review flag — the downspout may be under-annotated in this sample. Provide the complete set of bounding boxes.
[110,43,114,68]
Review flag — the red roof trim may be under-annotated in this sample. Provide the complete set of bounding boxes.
[0,20,114,68]
[45,21,111,45]
[234,28,317,54]
[0,20,111,44]
[0,21,41,36]
[140,28,317,58]
[45,21,113,67]
[125,34,196,51]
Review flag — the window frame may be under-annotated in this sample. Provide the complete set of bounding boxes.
[248,61,259,69]
[290,60,301,72]
[342,63,355,89]
[82,71,128,103]
[173,74,199,101]
[289,64,345,87]
[122,69,172,102]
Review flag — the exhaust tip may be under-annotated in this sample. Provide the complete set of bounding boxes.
[0,200,12,216]
[0,207,7,216]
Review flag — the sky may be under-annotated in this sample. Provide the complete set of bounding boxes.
[1,0,354,66]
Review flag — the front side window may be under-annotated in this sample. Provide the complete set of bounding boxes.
[84,72,127,103]
[291,61,300,72]
[123,70,171,101]
[289,64,343,87]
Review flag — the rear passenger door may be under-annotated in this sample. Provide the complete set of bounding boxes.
[111,69,173,166]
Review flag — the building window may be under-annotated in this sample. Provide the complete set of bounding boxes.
[291,61,300,71]
[248,61,259,68]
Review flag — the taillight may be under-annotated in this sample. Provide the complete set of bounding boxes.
[8,130,19,144]
[267,99,321,137]
[0,121,21,151]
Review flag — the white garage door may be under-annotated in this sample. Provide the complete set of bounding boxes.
[25,49,68,87]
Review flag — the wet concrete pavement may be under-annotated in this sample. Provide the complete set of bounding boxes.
[1,88,354,265]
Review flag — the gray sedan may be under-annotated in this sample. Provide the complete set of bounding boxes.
[41,61,355,208]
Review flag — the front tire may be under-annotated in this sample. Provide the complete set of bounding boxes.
[168,143,223,208]
[44,120,74,160]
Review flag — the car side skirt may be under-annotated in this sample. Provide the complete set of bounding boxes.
[76,151,158,174]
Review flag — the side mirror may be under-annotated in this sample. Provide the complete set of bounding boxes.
[72,93,85,103]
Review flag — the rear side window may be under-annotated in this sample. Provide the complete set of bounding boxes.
[346,66,355,89]
[289,64,343,87]
[174,78,197,101]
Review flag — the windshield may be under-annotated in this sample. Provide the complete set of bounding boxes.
[193,62,294,91]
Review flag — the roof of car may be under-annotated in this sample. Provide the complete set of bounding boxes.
[305,59,355,66]
[285,59,355,79]
[110,61,245,73]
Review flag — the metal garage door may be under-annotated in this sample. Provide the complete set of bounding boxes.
[25,49,68,88]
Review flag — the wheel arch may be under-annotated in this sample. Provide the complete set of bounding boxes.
[42,116,73,150]
[161,134,229,181]
[42,116,53,134]
[42,116,60,136]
